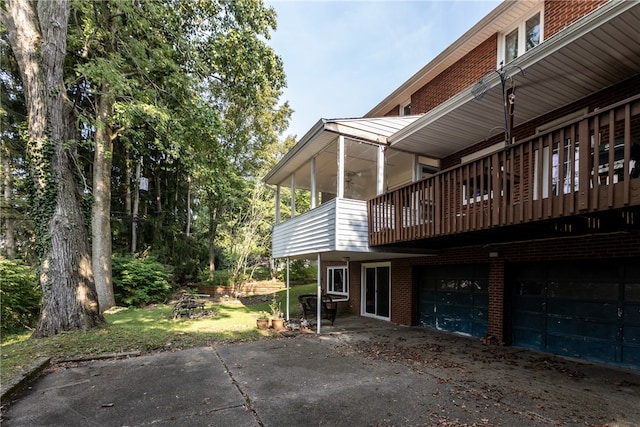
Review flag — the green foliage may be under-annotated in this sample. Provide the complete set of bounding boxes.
[112,255,173,306]
[200,269,233,287]
[277,259,317,282]
[24,138,58,260]
[0,259,41,333]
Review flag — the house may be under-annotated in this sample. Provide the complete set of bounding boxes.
[264,0,640,370]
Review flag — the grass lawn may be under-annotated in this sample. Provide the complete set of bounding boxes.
[0,283,317,386]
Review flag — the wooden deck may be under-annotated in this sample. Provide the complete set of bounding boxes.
[369,95,640,247]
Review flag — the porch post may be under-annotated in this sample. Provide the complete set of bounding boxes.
[317,252,322,334]
[337,136,345,198]
[290,173,296,218]
[412,154,420,182]
[275,185,281,224]
[310,157,317,209]
[377,145,385,195]
[286,257,290,321]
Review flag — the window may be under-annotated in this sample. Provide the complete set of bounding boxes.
[400,100,411,116]
[500,11,542,64]
[327,266,348,295]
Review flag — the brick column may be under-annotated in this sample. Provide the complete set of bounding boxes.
[488,258,505,342]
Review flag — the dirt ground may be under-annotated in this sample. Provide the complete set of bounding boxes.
[324,319,640,427]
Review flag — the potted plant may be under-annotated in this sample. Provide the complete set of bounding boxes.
[256,311,269,330]
[269,296,285,331]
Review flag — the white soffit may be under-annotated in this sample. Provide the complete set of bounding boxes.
[263,115,422,186]
[388,1,640,158]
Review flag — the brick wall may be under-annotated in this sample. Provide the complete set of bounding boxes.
[381,0,611,121]
[412,35,497,116]
[382,231,639,336]
[544,0,609,39]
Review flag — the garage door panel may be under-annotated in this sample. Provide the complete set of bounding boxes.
[514,329,543,348]
[624,323,640,344]
[514,310,544,329]
[625,302,640,323]
[511,259,639,370]
[547,300,618,321]
[546,316,618,340]
[515,296,545,312]
[547,334,618,362]
[437,292,473,306]
[416,264,488,338]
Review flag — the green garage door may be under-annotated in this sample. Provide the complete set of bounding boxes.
[416,264,489,338]
[511,259,640,369]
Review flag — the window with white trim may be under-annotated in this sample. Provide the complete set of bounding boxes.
[400,100,411,116]
[499,10,542,64]
[327,266,348,296]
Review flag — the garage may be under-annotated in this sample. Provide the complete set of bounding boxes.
[510,259,640,369]
[415,264,489,338]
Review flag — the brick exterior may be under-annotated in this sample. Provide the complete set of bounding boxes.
[544,0,609,39]
[347,231,640,340]
[411,35,497,116]
[317,1,635,357]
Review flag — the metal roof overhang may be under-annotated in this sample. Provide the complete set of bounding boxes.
[389,1,640,158]
[263,116,421,187]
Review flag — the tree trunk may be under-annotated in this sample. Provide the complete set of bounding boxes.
[2,0,102,336]
[92,88,116,311]
[132,159,140,253]
[185,175,191,237]
[208,201,223,280]
[125,147,132,216]
[2,146,16,259]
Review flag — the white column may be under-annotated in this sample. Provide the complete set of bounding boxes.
[316,252,322,334]
[377,145,385,195]
[337,135,345,198]
[412,154,420,182]
[286,257,290,321]
[275,185,281,224]
[310,157,317,208]
[290,173,296,218]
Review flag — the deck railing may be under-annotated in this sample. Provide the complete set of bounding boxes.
[369,94,640,246]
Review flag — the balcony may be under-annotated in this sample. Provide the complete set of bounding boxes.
[369,95,640,248]
[272,198,370,259]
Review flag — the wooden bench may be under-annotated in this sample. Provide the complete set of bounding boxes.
[298,294,338,325]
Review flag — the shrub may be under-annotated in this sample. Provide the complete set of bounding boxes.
[199,269,233,287]
[277,259,317,282]
[112,255,172,307]
[0,259,41,334]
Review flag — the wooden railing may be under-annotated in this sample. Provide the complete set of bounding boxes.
[369,94,640,246]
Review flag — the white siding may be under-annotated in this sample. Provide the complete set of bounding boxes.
[334,199,369,252]
[272,198,370,259]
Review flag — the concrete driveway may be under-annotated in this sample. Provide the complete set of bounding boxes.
[1,316,639,426]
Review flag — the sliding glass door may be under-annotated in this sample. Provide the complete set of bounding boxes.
[362,263,390,319]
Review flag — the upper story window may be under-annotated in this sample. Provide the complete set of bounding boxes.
[400,100,411,116]
[501,10,542,64]
[327,266,348,296]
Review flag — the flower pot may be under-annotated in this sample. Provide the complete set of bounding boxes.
[256,319,269,330]
[271,318,285,331]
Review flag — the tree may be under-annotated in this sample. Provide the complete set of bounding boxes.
[1,0,102,336]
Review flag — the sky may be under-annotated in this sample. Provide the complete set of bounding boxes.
[266,0,502,141]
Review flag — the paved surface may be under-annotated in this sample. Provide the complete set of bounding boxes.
[1,316,639,426]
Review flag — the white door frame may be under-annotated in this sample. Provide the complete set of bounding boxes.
[361,262,391,320]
